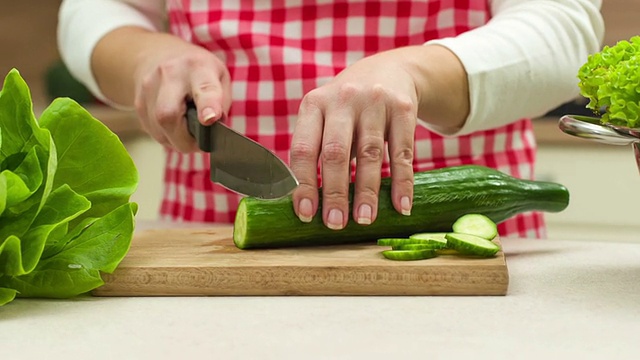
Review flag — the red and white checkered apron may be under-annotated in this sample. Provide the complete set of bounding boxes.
[163,0,545,238]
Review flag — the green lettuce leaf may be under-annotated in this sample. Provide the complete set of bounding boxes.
[0,145,55,241]
[0,69,59,291]
[0,287,16,306]
[0,236,21,277]
[0,69,57,244]
[39,98,138,224]
[0,69,56,215]
[1,146,44,212]
[0,184,91,276]
[0,169,5,217]
[2,202,136,298]
[578,36,640,127]
[0,69,51,158]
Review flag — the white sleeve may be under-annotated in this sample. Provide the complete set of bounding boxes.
[57,0,166,104]
[425,0,605,136]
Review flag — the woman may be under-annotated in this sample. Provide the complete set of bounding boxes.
[57,0,604,237]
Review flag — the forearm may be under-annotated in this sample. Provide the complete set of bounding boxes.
[57,0,166,108]
[426,0,604,135]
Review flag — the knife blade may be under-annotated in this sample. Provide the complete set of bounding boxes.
[185,101,298,199]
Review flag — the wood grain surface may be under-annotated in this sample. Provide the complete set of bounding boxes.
[92,226,509,296]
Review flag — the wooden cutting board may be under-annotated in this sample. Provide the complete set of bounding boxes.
[92,226,509,297]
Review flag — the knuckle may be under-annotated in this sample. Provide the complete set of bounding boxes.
[192,84,221,104]
[321,142,350,165]
[322,187,349,202]
[183,53,205,68]
[158,60,180,77]
[290,142,317,162]
[392,95,417,116]
[300,90,324,113]
[194,82,218,93]
[357,139,384,163]
[394,176,414,190]
[356,183,379,200]
[369,84,387,101]
[392,146,414,165]
[140,73,155,92]
[297,183,319,197]
[154,105,180,126]
[186,52,222,72]
[337,83,360,101]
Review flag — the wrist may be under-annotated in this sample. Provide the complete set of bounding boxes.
[401,44,470,133]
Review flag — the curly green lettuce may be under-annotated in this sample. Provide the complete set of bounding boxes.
[578,36,640,127]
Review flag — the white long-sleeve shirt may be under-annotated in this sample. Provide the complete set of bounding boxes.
[57,0,604,135]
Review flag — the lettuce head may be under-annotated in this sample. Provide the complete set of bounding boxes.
[578,35,640,127]
[0,68,138,306]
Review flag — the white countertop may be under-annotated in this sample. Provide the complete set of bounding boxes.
[2,231,640,359]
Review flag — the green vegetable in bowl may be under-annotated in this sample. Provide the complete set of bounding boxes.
[578,35,640,127]
[0,68,139,306]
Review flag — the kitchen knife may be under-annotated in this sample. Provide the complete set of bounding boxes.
[186,101,298,199]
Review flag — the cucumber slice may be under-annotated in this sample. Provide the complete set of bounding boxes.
[445,233,500,257]
[451,214,498,240]
[408,232,448,248]
[381,249,438,261]
[392,243,443,250]
[377,238,435,246]
[435,248,459,255]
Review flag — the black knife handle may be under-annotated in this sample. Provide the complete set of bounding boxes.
[186,101,212,152]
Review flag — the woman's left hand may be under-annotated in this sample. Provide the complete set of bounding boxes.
[289,45,469,231]
[290,47,418,231]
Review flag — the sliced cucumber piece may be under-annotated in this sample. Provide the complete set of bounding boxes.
[452,214,498,240]
[435,248,459,255]
[392,243,444,251]
[381,249,438,261]
[445,233,500,257]
[377,238,435,247]
[408,232,448,248]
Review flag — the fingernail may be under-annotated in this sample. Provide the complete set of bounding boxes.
[298,198,313,223]
[327,209,344,230]
[357,204,372,225]
[401,196,411,216]
[202,107,216,123]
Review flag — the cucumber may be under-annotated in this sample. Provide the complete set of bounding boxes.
[381,249,438,261]
[233,165,570,249]
[392,244,445,250]
[452,214,498,240]
[444,233,501,257]
[408,232,448,248]
[435,248,459,255]
[377,238,426,246]
[377,237,446,248]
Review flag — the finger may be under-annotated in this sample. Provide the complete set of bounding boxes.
[190,65,227,125]
[154,72,195,153]
[387,98,417,216]
[290,95,324,223]
[352,104,386,225]
[320,108,355,231]
[135,71,171,148]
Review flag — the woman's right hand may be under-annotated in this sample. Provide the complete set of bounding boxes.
[132,39,231,152]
